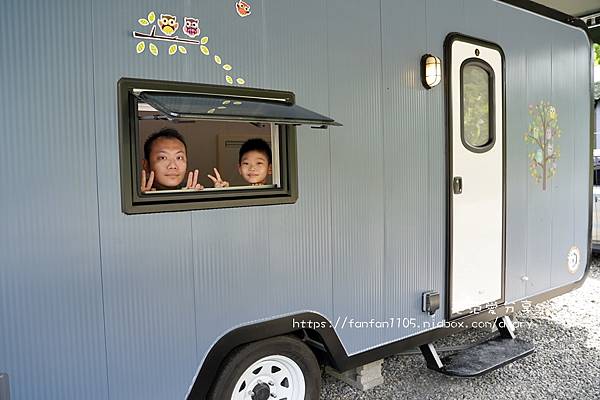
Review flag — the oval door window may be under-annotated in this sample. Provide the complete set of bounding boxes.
[461,59,495,152]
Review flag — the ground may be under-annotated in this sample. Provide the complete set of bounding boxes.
[321,256,600,399]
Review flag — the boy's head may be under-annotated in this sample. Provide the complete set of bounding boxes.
[238,138,272,185]
[142,128,188,189]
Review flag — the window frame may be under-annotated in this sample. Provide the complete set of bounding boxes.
[118,77,299,214]
[459,58,496,154]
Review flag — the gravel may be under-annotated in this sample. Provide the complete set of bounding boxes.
[320,256,600,399]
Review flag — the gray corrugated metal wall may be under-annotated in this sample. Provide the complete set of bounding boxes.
[525,13,555,293]
[500,2,531,301]
[495,2,590,298]
[0,1,108,400]
[550,21,577,290]
[380,0,446,348]
[329,0,387,353]
[0,0,591,399]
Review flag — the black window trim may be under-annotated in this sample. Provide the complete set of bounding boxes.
[118,77,303,214]
[459,57,496,154]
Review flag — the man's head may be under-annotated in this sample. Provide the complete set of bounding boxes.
[238,138,272,185]
[142,128,188,189]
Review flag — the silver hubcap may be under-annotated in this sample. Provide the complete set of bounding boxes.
[231,354,306,400]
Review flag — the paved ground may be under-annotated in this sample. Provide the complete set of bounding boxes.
[321,255,600,399]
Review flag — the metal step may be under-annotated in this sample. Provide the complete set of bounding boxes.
[438,336,534,377]
[419,316,535,377]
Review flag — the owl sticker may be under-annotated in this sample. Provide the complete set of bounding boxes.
[183,17,200,38]
[158,14,179,35]
[235,0,251,17]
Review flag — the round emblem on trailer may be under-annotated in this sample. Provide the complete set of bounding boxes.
[566,246,580,274]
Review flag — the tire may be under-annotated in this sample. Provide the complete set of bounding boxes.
[207,335,321,400]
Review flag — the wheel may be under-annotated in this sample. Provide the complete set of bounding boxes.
[208,335,321,400]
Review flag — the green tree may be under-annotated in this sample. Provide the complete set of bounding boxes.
[463,65,490,147]
[594,43,600,66]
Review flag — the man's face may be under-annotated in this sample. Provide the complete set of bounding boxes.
[238,150,271,185]
[144,137,187,189]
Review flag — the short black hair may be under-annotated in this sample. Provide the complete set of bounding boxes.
[239,138,272,164]
[143,128,187,161]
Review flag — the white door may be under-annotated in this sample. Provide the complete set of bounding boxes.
[448,35,504,317]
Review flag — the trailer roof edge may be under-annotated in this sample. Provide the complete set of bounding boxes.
[498,0,593,42]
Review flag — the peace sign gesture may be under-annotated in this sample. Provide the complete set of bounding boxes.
[207,168,230,188]
[185,169,204,191]
[141,170,156,193]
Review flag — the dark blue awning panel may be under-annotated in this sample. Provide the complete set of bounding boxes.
[137,91,341,127]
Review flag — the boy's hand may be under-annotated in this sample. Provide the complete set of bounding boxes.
[208,168,230,188]
[185,169,204,190]
[141,170,156,192]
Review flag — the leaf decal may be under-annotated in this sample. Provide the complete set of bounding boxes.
[178,46,187,54]
[207,108,216,114]
[149,43,158,56]
[200,36,209,45]
[136,41,145,54]
[218,106,227,109]
[138,18,149,26]
[225,75,233,84]
[233,101,242,105]
[214,55,222,65]
[200,45,210,55]
[169,44,177,55]
[223,64,232,71]
[236,78,246,85]
[222,100,231,105]
[148,11,156,23]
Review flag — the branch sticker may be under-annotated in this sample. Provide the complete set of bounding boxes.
[524,101,561,191]
[235,0,252,17]
[132,10,247,85]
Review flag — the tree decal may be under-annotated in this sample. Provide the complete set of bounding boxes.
[524,101,560,191]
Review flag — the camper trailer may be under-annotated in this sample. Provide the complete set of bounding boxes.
[0,0,593,399]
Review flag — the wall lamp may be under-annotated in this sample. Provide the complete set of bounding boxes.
[421,54,442,89]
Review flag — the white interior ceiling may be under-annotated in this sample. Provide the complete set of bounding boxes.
[532,0,600,16]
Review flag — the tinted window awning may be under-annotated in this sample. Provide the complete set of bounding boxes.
[136,91,341,127]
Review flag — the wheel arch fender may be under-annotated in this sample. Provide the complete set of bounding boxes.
[185,312,347,400]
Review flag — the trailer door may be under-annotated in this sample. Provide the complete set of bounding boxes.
[447,35,505,318]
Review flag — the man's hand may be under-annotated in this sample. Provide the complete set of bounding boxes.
[141,170,155,193]
[185,169,204,190]
[208,168,230,188]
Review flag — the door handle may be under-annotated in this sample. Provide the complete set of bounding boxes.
[453,177,462,194]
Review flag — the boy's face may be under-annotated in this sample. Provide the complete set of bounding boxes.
[238,150,272,185]
[143,137,187,188]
